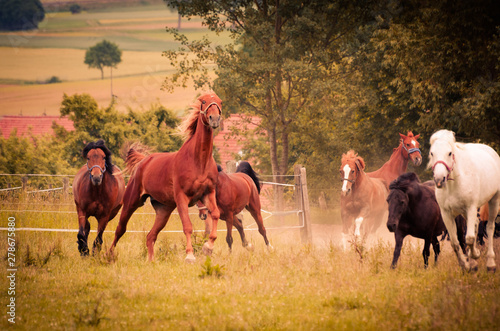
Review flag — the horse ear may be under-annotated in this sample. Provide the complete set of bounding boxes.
[399,133,406,140]
[355,158,365,171]
[414,134,420,140]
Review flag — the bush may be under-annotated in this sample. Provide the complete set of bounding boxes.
[0,0,45,31]
[69,4,81,14]
[46,76,61,84]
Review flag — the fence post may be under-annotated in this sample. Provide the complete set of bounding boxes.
[63,177,69,200]
[294,164,306,241]
[21,176,28,192]
[299,167,312,243]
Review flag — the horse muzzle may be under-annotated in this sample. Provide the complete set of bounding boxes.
[208,114,221,130]
[433,176,446,189]
[387,221,397,233]
[341,188,351,197]
[91,174,103,186]
[412,155,422,166]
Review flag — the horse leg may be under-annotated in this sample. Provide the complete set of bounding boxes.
[441,210,470,270]
[201,191,221,256]
[247,205,271,249]
[146,201,174,262]
[77,209,90,256]
[225,211,234,251]
[391,231,405,269]
[486,197,499,272]
[422,238,431,268]
[175,194,198,262]
[110,180,145,253]
[196,201,210,238]
[465,207,480,271]
[233,215,253,250]
[92,216,109,255]
[432,236,441,265]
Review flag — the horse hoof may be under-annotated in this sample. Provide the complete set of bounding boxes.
[245,243,254,252]
[267,244,274,252]
[202,242,213,256]
[487,266,496,273]
[185,254,196,264]
[469,260,478,272]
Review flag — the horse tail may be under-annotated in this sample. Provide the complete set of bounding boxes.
[236,161,261,194]
[121,142,151,175]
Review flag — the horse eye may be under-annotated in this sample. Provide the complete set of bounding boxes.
[448,152,452,156]
[351,170,354,173]
[430,152,433,157]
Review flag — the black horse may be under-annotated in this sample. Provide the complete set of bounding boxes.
[386,172,466,268]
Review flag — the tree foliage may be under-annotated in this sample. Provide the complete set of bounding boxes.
[0,0,45,31]
[84,40,122,80]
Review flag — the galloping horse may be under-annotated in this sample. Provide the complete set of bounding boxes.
[73,140,125,255]
[429,129,500,271]
[110,92,222,263]
[197,161,271,251]
[340,150,388,249]
[367,131,422,188]
[386,172,466,268]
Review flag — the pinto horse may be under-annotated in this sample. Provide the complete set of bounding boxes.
[429,129,500,271]
[197,161,271,251]
[340,150,388,249]
[73,140,125,255]
[110,92,222,263]
[367,131,422,188]
[386,172,466,268]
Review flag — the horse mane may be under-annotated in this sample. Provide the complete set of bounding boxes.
[236,161,261,194]
[82,140,114,175]
[389,172,420,191]
[341,150,365,171]
[430,129,456,146]
[178,90,216,141]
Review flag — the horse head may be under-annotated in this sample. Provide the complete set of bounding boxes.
[83,140,112,186]
[198,92,222,130]
[400,132,422,166]
[428,130,456,189]
[340,150,365,197]
[386,188,409,232]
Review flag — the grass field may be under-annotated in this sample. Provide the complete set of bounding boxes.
[1,194,500,330]
[0,3,229,116]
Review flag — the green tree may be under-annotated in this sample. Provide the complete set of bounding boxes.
[84,40,122,80]
[163,0,380,208]
[0,0,45,31]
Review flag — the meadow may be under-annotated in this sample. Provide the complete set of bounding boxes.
[1,192,500,330]
[0,3,229,116]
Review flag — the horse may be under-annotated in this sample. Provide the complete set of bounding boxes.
[367,131,422,188]
[197,161,271,251]
[477,203,500,245]
[109,91,222,263]
[340,150,388,249]
[429,129,500,271]
[386,172,466,268]
[72,140,125,256]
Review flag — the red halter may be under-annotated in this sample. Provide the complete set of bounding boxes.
[432,154,455,180]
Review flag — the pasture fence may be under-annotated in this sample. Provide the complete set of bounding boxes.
[0,167,312,242]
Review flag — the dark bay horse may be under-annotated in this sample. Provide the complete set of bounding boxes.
[73,140,125,255]
[387,172,466,268]
[110,92,222,263]
[340,150,388,249]
[477,204,500,245]
[197,161,271,251]
[367,131,422,188]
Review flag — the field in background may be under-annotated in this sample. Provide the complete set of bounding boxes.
[0,3,229,115]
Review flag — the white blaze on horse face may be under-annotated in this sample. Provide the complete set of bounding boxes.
[354,217,363,236]
[411,140,416,147]
[342,164,351,193]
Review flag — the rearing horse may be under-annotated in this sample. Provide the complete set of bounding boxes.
[110,92,222,263]
[73,140,125,256]
[367,131,422,188]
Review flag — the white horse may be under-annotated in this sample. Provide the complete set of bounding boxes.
[429,129,500,271]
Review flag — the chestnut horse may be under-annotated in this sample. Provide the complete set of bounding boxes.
[386,172,466,268]
[477,204,500,245]
[73,140,125,256]
[367,131,422,188]
[197,161,271,251]
[340,150,388,249]
[110,92,222,263]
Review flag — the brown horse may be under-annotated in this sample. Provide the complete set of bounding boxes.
[110,92,222,263]
[367,131,422,188]
[73,140,125,256]
[197,162,271,251]
[340,150,388,249]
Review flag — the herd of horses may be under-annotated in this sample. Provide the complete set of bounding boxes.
[72,91,500,272]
